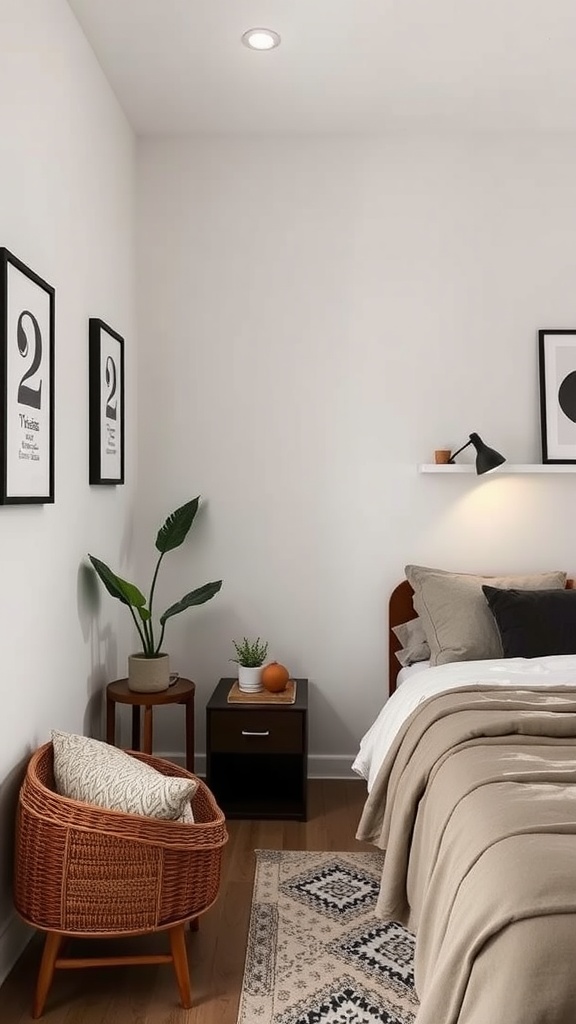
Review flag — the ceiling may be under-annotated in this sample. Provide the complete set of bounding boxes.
[67,0,576,134]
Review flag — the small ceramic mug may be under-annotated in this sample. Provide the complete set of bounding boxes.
[434,449,452,464]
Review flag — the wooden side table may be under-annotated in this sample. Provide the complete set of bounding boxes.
[106,678,196,772]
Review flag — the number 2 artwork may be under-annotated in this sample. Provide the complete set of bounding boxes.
[88,318,125,485]
[0,248,55,504]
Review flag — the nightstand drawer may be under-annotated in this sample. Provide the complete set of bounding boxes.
[209,710,303,754]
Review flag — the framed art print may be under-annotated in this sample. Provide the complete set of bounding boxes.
[88,318,124,484]
[539,330,576,464]
[0,248,55,504]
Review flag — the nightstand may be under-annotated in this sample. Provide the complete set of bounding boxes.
[206,678,308,820]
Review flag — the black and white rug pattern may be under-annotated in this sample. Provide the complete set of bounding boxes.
[237,850,418,1024]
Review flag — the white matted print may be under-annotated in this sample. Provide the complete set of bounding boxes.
[0,249,55,504]
[88,318,124,484]
[539,330,576,464]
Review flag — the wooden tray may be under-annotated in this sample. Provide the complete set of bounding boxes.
[227,679,297,704]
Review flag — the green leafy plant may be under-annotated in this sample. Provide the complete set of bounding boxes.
[88,497,222,658]
[230,637,269,668]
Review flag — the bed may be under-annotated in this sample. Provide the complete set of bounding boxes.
[355,567,576,1024]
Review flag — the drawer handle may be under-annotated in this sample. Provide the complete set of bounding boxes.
[241,730,270,737]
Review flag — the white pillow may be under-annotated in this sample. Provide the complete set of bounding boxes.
[51,730,197,822]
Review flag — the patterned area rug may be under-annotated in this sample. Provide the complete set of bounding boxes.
[237,850,419,1024]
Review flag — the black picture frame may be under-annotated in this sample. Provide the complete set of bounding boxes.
[539,329,576,464]
[0,248,55,505]
[88,318,125,485]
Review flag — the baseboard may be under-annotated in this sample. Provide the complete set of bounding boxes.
[158,752,360,780]
[0,910,32,988]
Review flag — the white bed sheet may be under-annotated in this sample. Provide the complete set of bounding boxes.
[395,660,430,686]
[352,654,576,792]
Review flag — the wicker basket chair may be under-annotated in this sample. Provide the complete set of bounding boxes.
[14,742,228,1018]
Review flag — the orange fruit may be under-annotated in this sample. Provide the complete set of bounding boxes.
[261,661,290,693]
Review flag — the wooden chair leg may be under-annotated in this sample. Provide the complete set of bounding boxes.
[189,916,199,932]
[169,924,192,1009]
[33,931,63,1019]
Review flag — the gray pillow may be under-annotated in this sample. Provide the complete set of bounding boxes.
[392,617,431,666]
[405,565,567,666]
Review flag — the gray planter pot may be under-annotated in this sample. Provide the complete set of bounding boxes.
[128,652,170,692]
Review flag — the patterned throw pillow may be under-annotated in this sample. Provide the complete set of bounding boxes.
[51,730,197,821]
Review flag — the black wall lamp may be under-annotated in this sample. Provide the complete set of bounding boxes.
[448,432,506,474]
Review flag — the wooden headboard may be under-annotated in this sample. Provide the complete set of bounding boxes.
[388,576,575,697]
[389,581,417,696]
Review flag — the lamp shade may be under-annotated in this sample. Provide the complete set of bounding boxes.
[448,432,506,474]
[469,432,506,474]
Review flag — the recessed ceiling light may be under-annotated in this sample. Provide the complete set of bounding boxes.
[241,28,281,51]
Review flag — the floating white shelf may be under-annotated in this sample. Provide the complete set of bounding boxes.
[419,464,576,474]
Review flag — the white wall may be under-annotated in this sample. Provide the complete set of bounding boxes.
[0,0,135,982]
[136,133,576,774]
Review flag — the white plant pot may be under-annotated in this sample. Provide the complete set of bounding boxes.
[128,653,170,692]
[237,665,263,693]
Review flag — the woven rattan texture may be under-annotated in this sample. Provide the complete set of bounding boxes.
[14,743,228,936]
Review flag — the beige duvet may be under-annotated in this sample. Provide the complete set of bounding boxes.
[356,685,576,1024]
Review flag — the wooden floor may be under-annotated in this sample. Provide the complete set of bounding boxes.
[0,779,374,1024]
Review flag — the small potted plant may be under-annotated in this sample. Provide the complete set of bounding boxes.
[231,637,269,692]
[89,497,222,692]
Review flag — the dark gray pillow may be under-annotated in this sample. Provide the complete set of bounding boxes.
[482,586,576,659]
